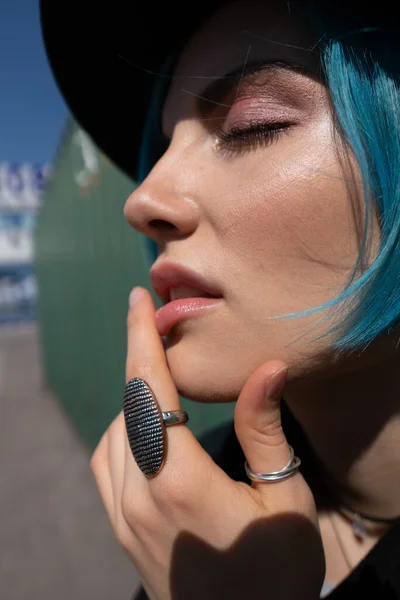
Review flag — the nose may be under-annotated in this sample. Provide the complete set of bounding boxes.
[124,151,201,248]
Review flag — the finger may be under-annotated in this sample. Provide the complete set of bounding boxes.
[126,287,180,405]
[90,429,116,525]
[234,361,303,497]
[106,412,129,521]
[124,286,195,480]
[107,411,146,543]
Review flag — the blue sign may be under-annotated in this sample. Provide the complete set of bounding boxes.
[0,265,37,324]
[0,163,50,324]
[0,163,51,211]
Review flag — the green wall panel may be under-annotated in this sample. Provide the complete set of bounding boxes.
[35,119,235,452]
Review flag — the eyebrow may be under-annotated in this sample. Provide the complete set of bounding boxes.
[187,58,317,117]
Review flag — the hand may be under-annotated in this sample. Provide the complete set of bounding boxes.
[90,287,325,600]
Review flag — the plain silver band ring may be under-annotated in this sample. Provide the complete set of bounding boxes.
[244,445,301,482]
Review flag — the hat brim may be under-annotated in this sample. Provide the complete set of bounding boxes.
[40,1,230,180]
[40,1,391,180]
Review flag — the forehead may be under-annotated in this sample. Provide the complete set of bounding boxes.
[162,0,321,135]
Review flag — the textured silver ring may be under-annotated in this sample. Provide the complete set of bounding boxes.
[244,445,301,482]
[123,377,189,477]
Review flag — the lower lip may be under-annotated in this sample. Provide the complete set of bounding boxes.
[155,297,223,336]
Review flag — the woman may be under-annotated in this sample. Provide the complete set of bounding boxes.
[40,1,400,599]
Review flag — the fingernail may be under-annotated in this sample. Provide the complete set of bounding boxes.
[129,287,144,307]
[265,367,288,400]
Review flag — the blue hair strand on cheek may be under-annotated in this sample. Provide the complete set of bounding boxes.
[271,6,400,357]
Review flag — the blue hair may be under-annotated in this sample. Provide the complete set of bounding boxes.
[137,7,400,358]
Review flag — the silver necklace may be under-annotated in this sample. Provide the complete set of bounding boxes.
[337,500,400,542]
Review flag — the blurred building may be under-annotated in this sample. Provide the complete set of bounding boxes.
[0,162,51,323]
[35,119,235,452]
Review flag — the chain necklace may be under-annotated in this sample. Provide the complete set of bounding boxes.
[337,500,400,541]
[318,467,400,541]
[327,500,399,577]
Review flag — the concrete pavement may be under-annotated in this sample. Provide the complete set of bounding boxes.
[0,324,141,600]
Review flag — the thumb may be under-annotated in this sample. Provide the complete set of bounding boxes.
[234,361,297,490]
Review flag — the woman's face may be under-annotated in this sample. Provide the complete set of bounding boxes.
[124,0,381,403]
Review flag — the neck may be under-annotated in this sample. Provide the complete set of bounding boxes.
[283,350,400,520]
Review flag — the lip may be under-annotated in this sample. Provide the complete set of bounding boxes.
[155,297,223,336]
[150,261,223,305]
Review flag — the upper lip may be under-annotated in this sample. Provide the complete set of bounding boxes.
[150,261,223,304]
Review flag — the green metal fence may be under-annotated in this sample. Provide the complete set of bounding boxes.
[35,118,235,452]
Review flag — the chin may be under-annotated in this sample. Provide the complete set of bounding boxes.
[164,330,247,403]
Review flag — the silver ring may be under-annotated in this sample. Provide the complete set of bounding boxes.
[123,378,189,478]
[245,445,301,482]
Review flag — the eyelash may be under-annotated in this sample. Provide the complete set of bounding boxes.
[213,120,292,157]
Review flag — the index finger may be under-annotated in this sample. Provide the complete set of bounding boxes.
[124,286,195,481]
[126,287,180,409]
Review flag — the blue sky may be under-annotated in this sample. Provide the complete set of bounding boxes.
[0,1,68,164]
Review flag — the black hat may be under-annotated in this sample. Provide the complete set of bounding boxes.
[40,1,232,180]
[40,1,394,180]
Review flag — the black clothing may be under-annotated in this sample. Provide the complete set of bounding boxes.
[132,400,400,599]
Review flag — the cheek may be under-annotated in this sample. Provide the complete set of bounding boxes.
[209,122,370,288]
